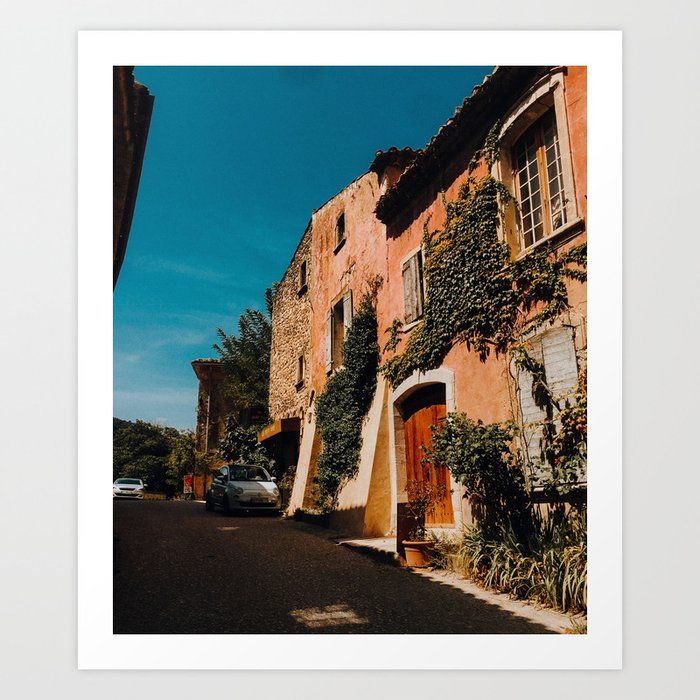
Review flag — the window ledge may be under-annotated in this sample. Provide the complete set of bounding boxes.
[516,217,585,260]
[402,318,424,333]
[333,238,346,255]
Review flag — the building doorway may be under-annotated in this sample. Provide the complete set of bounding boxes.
[399,383,454,526]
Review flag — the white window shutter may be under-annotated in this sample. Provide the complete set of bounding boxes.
[541,326,578,399]
[343,290,353,337]
[325,309,333,373]
[517,326,579,485]
[517,340,546,465]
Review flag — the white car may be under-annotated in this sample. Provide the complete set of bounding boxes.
[205,464,281,514]
[113,477,146,499]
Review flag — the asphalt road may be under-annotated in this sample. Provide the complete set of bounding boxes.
[113,500,554,634]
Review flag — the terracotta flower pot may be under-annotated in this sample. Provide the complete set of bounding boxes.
[402,540,435,568]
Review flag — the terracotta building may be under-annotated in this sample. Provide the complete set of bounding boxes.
[191,358,231,498]
[113,66,154,288]
[272,66,587,543]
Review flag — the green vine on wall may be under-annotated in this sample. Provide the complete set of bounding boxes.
[380,124,587,495]
[381,124,586,389]
[314,281,381,510]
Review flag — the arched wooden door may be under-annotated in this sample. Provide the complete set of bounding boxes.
[400,384,454,526]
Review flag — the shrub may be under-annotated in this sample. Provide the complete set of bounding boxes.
[457,510,587,614]
[405,475,447,540]
[423,413,531,539]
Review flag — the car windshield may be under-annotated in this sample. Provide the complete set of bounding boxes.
[229,466,270,482]
[115,478,141,485]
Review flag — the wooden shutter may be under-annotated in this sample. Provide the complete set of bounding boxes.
[517,340,546,466]
[402,258,416,323]
[325,309,333,373]
[402,253,423,323]
[541,327,578,398]
[415,251,424,319]
[518,326,579,484]
[343,290,353,337]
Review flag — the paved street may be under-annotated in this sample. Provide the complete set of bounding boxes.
[114,500,557,634]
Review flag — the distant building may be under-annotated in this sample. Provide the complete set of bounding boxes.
[113,66,154,288]
[191,358,231,498]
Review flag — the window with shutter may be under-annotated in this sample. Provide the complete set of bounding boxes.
[517,326,579,486]
[334,212,346,253]
[402,250,424,324]
[325,310,333,374]
[342,290,353,337]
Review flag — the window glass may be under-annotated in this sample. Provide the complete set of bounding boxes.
[513,111,567,249]
[229,466,271,482]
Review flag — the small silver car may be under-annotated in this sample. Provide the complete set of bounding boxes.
[205,464,281,514]
[113,477,146,499]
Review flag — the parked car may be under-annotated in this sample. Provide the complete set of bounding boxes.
[205,464,281,514]
[113,477,146,499]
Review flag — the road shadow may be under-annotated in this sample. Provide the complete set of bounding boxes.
[113,500,557,634]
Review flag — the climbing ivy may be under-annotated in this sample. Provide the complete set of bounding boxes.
[314,284,380,510]
[380,124,587,496]
[381,127,586,388]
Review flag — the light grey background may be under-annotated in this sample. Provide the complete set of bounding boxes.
[1,1,698,698]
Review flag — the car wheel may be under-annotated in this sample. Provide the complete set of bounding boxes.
[205,493,213,511]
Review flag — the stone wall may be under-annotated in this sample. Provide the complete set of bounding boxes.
[192,359,230,454]
[268,224,312,422]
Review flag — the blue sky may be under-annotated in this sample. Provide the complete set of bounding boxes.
[114,66,491,430]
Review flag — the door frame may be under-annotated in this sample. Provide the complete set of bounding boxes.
[387,368,464,534]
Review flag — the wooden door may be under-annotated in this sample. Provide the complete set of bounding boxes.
[401,385,453,526]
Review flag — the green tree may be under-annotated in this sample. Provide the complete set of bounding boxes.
[213,285,277,426]
[113,418,178,492]
[166,430,196,490]
[219,416,275,472]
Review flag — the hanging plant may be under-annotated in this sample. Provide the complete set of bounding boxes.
[314,282,380,510]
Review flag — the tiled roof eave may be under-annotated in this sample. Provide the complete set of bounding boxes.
[374,66,552,223]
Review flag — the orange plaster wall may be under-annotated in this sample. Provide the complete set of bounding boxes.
[563,66,587,224]
[308,173,388,397]
[379,155,513,422]
[378,67,587,423]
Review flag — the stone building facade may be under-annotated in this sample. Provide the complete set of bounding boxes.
[268,223,313,421]
[258,224,314,476]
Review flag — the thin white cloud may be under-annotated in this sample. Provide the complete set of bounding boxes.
[114,388,195,407]
[135,255,229,284]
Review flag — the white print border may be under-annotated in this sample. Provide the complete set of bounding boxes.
[78,30,622,670]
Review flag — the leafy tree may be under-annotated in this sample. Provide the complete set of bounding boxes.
[113,418,207,494]
[166,430,196,489]
[213,285,277,426]
[113,418,178,492]
[219,416,275,472]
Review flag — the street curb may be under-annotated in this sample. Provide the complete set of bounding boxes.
[337,540,403,567]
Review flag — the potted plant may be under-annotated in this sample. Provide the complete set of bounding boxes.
[402,476,447,567]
